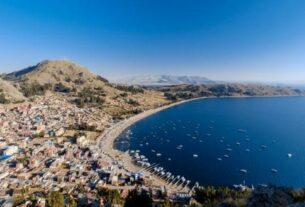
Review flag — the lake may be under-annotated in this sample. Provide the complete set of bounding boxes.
[115,96,305,187]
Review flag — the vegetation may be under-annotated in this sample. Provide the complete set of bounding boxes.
[21,82,52,97]
[124,188,152,207]
[53,82,71,93]
[0,89,9,104]
[69,122,98,131]
[193,186,251,207]
[47,191,65,207]
[66,195,77,207]
[74,87,105,107]
[97,188,124,206]
[115,84,145,93]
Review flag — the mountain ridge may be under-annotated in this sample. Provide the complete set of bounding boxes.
[113,74,216,85]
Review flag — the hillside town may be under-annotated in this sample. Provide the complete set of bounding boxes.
[0,93,197,207]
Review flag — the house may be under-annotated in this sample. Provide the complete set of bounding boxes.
[3,145,19,156]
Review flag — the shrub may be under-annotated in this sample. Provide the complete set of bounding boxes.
[53,82,71,93]
[47,191,64,207]
[0,92,8,104]
[21,82,52,97]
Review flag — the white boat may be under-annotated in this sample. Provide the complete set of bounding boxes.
[287,153,292,158]
[271,168,278,173]
[193,154,199,158]
[240,169,247,174]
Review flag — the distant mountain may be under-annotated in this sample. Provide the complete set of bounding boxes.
[113,75,216,86]
[157,83,305,100]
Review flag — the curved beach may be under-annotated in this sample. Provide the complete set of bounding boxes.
[98,98,202,192]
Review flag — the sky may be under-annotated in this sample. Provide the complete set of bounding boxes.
[0,0,305,83]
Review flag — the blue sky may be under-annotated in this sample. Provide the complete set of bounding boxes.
[0,0,305,83]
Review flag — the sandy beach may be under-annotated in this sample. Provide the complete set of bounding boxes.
[98,98,203,192]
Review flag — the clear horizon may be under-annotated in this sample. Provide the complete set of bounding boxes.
[1,0,305,83]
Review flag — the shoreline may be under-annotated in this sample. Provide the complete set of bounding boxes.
[98,95,302,191]
[98,97,204,192]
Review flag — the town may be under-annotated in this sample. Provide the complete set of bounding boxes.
[0,94,195,207]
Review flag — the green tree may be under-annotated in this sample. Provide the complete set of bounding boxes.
[0,92,8,104]
[98,188,124,206]
[47,191,64,207]
[66,195,77,207]
[124,189,152,207]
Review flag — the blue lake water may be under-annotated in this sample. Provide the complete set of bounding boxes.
[115,97,305,187]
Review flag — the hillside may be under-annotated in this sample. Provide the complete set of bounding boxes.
[113,74,215,85]
[1,60,170,118]
[157,83,305,100]
[0,77,26,103]
[4,60,109,89]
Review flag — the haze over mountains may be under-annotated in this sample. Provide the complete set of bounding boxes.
[113,75,216,86]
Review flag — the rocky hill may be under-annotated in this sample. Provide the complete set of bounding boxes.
[113,74,215,85]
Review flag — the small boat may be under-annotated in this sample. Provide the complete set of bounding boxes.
[156,153,162,157]
[236,142,241,145]
[240,169,247,174]
[271,168,278,173]
[167,158,172,161]
[226,148,232,152]
[193,154,199,158]
[217,157,222,161]
[224,154,230,158]
[287,153,292,158]
[238,129,247,133]
[245,148,250,152]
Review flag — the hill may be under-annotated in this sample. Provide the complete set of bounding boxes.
[157,83,305,100]
[4,60,109,89]
[1,60,170,118]
[113,74,215,85]
[0,78,26,103]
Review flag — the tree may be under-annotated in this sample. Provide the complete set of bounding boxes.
[47,191,64,207]
[66,195,77,207]
[97,188,124,206]
[0,92,8,104]
[124,189,152,207]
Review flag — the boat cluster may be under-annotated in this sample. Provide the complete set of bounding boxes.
[129,150,192,189]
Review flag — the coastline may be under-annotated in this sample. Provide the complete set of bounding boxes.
[98,95,303,191]
[98,97,204,192]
